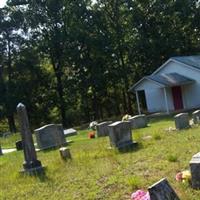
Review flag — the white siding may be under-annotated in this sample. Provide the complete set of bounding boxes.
[145,88,166,112]
[155,61,200,110]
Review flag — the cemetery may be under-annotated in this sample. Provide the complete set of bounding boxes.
[0,108,200,200]
[0,1,200,200]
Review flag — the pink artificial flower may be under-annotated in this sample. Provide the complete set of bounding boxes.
[175,172,183,181]
[131,190,150,200]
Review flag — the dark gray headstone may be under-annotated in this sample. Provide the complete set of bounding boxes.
[108,121,137,150]
[0,145,3,156]
[192,110,200,124]
[96,121,112,137]
[174,113,190,130]
[17,103,44,174]
[16,140,23,151]
[190,152,200,189]
[35,124,67,150]
[148,178,180,200]
[129,114,147,129]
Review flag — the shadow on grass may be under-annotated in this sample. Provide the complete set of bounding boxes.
[117,142,144,154]
[19,167,52,182]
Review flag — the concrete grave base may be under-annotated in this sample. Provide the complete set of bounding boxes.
[20,166,45,175]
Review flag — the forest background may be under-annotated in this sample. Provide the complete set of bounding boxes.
[0,0,199,132]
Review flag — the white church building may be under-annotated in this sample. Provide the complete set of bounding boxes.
[129,56,200,114]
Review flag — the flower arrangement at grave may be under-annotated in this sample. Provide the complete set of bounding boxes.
[122,114,132,121]
[88,131,95,139]
[175,170,191,183]
[131,190,150,200]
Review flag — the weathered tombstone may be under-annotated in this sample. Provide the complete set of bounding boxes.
[129,114,147,129]
[0,145,3,156]
[16,140,23,151]
[96,121,112,137]
[34,124,67,150]
[59,147,71,160]
[17,103,44,174]
[190,152,200,189]
[174,113,190,130]
[108,121,137,151]
[64,128,77,137]
[192,110,200,124]
[148,178,180,200]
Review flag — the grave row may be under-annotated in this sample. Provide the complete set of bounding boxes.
[174,110,200,130]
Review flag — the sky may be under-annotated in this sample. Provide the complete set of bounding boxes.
[0,0,7,8]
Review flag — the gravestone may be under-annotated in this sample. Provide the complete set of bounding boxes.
[16,140,23,151]
[192,110,200,124]
[148,178,180,200]
[35,124,67,150]
[129,114,147,129]
[64,128,77,137]
[174,113,190,130]
[96,121,112,137]
[0,145,3,156]
[17,103,44,174]
[59,147,71,160]
[108,121,137,150]
[190,152,200,189]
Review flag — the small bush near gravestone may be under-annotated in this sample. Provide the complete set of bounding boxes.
[152,132,162,140]
[167,154,178,162]
[127,176,142,190]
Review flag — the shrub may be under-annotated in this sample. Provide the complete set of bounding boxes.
[167,154,178,162]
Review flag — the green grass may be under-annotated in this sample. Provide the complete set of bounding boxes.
[0,118,200,199]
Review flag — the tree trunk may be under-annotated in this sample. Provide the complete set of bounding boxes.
[55,69,67,128]
[122,89,128,113]
[7,115,16,133]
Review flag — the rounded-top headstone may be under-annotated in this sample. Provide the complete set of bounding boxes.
[17,103,25,109]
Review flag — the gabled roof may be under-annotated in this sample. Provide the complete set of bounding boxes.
[129,55,200,92]
[129,73,195,92]
[153,55,200,75]
[148,73,195,87]
[172,56,200,70]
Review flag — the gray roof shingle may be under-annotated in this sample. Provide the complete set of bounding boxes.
[148,73,195,87]
[172,55,200,70]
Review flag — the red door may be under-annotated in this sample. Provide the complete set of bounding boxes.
[171,86,184,110]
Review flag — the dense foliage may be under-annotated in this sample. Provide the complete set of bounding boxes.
[0,0,200,131]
